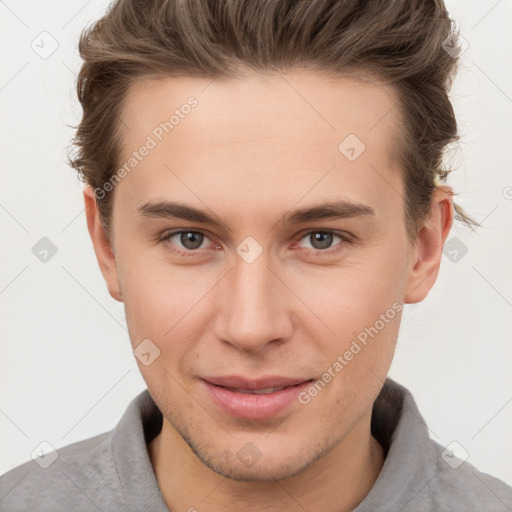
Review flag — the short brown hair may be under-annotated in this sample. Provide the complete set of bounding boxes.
[67,0,479,242]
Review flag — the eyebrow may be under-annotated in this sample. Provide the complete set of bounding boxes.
[136,199,376,231]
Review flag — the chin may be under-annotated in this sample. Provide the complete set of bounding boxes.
[197,450,314,482]
[181,428,331,482]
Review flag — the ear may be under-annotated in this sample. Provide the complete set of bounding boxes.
[404,186,454,304]
[83,186,123,302]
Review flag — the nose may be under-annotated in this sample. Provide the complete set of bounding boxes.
[214,251,294,353]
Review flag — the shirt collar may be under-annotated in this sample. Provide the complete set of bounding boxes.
[354,377,437,511]
[110,388,168,511]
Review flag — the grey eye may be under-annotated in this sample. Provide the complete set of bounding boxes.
[308,232,334,250]
[179,231,204,250]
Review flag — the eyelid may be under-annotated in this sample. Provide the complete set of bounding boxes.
[159,228,351,257]
[295,228,352,242]
[159,229,218,248]
[291,229,351,252]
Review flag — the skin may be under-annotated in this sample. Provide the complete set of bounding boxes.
[84,70,453,511]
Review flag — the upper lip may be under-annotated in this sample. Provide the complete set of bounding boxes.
[202,375,312,390]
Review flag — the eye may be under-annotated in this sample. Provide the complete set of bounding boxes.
[158,228,350,258]
[160,230,216,255]
[294,230,349,253]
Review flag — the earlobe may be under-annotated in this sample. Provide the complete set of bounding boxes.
[83,186,123,302]
[404,186,454,304]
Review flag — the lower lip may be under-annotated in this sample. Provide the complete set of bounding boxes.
[201,380,313,420]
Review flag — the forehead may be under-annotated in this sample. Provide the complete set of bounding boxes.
[115,71,403,222]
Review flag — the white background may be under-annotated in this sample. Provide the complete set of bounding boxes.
[1,0,511,487]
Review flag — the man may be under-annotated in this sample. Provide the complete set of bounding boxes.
[1,0,511,510]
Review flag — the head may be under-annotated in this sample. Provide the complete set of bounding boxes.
[70,0,478,481]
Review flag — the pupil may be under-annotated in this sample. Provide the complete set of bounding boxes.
[311,232,332,249]
[181,232,203,250]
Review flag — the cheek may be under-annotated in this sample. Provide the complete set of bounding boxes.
[302,280,402,426]
[298,257,405,330]
[293,256,405,384]
[118,249,201,334]
[118,255,214,376]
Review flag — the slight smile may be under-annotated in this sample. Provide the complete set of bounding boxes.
[201,375,315,420]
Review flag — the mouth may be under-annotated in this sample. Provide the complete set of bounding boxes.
[228,386,291,394]
[200,376,314,420]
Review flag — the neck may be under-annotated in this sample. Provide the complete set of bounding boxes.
[149,411,385,512]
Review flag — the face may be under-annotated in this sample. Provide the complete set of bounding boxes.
[85,70,450,481]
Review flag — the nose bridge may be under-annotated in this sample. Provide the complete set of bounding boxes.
[216,250,291,352]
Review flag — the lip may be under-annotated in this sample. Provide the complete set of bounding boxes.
[203,375,309,390]
[201,375,314,420]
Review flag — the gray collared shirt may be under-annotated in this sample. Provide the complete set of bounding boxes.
[1,378,511,511]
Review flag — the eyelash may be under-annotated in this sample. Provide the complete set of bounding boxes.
[158,229,351,258]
